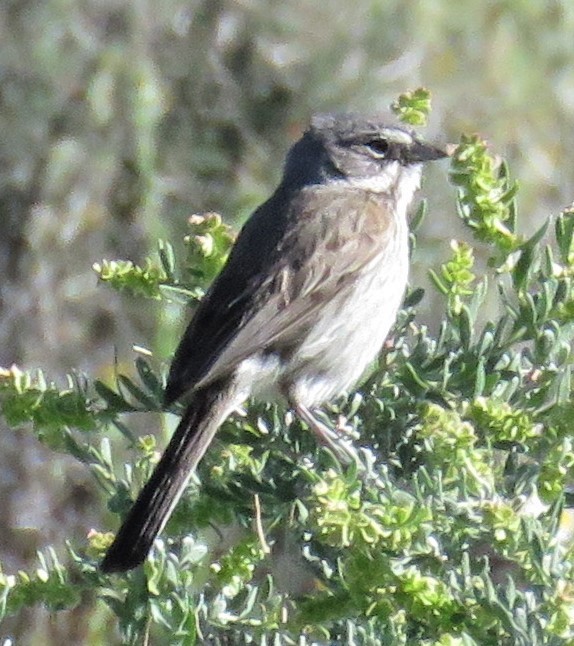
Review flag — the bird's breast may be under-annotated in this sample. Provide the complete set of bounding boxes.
[281,202,409,406]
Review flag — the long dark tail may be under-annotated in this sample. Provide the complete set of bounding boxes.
[101,379,238,573]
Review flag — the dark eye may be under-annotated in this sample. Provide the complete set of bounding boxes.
[366,139,390,158]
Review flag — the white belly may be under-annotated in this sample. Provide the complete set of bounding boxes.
[285,241,409,406]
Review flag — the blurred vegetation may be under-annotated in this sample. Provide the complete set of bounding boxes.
[1,0,574,643]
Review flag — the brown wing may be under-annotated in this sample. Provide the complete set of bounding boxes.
[165,185,396,403]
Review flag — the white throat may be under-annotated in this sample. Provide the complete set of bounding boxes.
[394,164,423,215]
[344,161,423,204]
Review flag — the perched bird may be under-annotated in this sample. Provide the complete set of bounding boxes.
[101,113,447,573]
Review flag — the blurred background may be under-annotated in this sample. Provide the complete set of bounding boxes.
[1,0,573,640]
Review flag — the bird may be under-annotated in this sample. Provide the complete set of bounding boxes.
[101,113,447,573]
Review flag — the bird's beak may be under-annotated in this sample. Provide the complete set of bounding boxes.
[406,140,450,163]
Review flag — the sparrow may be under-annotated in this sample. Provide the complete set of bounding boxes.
[101,113,447,573]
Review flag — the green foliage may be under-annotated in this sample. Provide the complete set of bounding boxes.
[3,119,574,644]
[93,214,236,303]
[309,468,432,552]
[0,366,101,450]
[391,88,432,126]
[450,135,520,256]
[183,213,236,294]
[93,258,169,300]
[0,549,80,617]
[429,240,476,315]
[211,537,267,598]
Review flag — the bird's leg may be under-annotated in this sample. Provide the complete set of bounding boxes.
[289,401,388,488]
[293,402,361,467]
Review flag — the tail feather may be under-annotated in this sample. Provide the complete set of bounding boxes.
[101,379,238,573]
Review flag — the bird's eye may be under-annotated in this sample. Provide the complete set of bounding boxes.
[366,139,390,158]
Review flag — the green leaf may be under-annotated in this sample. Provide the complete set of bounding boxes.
[391,88,432,126]
[94,380,138,413]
